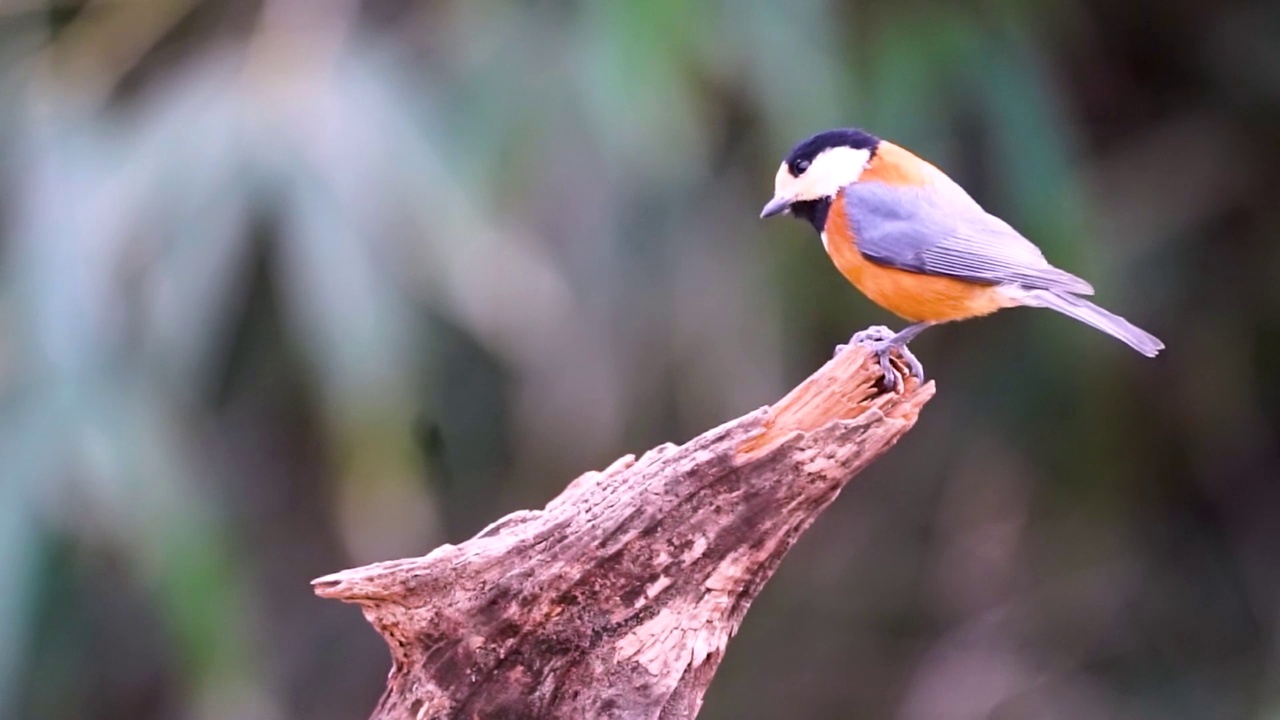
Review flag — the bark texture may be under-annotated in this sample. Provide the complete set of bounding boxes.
[313,343,935,720]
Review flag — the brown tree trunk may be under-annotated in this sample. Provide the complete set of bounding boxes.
[313,343,934,719]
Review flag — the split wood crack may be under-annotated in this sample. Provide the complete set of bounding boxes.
[314,343,934,719]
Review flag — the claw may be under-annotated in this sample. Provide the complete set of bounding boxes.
[847,325,926,391]
[850,325,896,345]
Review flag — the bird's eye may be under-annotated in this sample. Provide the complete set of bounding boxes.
[794,159,811,173]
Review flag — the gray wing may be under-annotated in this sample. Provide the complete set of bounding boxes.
[841,179,1094,295]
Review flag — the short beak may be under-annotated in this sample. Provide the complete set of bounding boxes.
[759,194,792,219]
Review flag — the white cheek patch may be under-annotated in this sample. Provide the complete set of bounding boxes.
[798,146,871,199]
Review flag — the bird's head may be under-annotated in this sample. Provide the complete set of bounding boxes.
[760,128,880,223]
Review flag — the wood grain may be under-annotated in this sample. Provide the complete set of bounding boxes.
[314,342,934,720]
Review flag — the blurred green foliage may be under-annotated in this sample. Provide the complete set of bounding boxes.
[1,0,1278,718]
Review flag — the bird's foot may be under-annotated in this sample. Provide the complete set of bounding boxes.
[843,325,925,391]
[834,325,890,356]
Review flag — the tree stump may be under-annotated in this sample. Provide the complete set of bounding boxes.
[314,343,934,719]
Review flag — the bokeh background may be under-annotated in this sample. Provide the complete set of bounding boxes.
[1,0,1278,718]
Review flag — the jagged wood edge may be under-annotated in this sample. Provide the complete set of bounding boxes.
[314,345,934,720]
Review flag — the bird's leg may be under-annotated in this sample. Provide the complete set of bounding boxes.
[843,322,934,390]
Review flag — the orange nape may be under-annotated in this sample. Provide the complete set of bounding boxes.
[858,141,939,187]
[824,195,1018,323]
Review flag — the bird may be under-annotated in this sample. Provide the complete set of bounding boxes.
[760,128,1163,389]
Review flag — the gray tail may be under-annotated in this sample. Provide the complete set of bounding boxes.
[1021,289,1164,357]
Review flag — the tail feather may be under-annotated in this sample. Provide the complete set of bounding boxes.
[1021,289,1164,357]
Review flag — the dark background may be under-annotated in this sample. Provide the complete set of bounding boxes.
[2,0,1278,718]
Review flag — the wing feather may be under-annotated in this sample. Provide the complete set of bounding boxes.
[841,178,1094,295]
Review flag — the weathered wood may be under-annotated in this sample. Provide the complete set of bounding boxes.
[314,343,934,720]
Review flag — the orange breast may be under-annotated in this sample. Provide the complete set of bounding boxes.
[825,194,1016,323]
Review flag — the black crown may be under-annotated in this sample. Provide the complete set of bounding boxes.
[784,128,879,176]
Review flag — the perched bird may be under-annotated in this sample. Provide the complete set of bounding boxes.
[760,128,1163,388]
